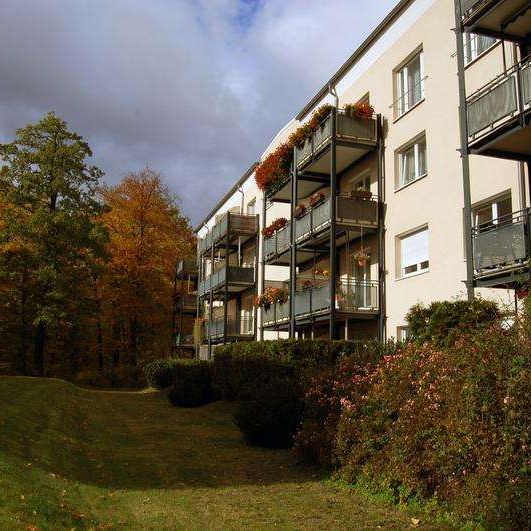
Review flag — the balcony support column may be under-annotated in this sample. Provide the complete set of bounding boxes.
[223,217,230,346]
[329,106,338,340]
[454,0,475,301]
[376,115,386,342]
[208,234,214,359]
[260,193,266,341]
[290,157,297,338]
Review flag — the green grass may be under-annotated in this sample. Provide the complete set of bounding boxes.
[0,377,444,530]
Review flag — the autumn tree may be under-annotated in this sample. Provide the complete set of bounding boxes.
[0,112,107,376]
[98,168,194,366]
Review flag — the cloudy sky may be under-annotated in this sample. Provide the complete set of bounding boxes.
[0,0,397,225]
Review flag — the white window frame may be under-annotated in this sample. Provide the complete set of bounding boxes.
[398,226,429,279]
[246,198,256,215]
[463,33,497,65]
[395,50,425,118]
[396,134,427,189]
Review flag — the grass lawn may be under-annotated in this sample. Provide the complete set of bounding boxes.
[0,377,443,530]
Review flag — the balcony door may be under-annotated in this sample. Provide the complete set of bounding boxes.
[350,254,372,308]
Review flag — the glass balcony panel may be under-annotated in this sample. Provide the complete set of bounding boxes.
[337,196,378,225]
[296,138,312,166]
[337,114,377,142]
[312,198,331,231]
[294,290,311,316]
[311,283,331,312]
[295,212,312,241]
[523,62,531,106]
[312,117,333,151]
[467,76,517,137]
[264,235,276,259]
[337,280,379,311]
[473,216,527,271]
[262,306,275,326]
[227,266,254,284]
[461,0,479,14]
[277,224,291,252]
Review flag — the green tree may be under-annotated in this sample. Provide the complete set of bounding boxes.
[0,112,107,376]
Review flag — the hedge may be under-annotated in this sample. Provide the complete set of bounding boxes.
[168,359,216,408]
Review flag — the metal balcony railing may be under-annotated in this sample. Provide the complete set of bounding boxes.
[198,213,258,254]
[472,209,530,275]
[264,222,291,261]
[295,194,379,243]
[460,0,483,16]
[467,56,531,142]
[262,300,290,327]
[198,265,255,297]
[176,259,197,276]
[294,279,380,317]
[205,316,254,339]
[295,111,377,169]
[175,333,194,346]
[176,294,197,311]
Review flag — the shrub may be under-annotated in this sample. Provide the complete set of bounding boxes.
[234,357,301,448]
[74,365,142,388]
[168,359,216,408]
[405,298,500,347]
[142,357,182,389]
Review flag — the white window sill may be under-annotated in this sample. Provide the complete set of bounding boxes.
[395,173,427,193]
[393,98,425,123]
[396,269,430,281]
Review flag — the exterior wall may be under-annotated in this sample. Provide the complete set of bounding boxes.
[196,0,526,345]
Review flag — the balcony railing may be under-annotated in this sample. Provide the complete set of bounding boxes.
[472,209,530,275]
[294,280,379,317]
[264,223,291,261]
[295,194,379,243]
[176,259,197,276]
[295,111,377,169]
[176,294,197,311]
[262,300,290,327]
[205,316,254,340]
[198,265,255,297]
[175,333,194,346]
[467,57,531,142]
[198,213,258,254]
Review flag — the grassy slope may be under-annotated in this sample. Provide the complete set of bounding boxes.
[0,377,434,530]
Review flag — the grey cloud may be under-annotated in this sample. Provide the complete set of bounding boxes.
[0,0,397,223]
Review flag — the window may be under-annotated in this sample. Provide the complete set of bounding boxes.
[464,33,497,64]
[397,326,410,342]
[246,199,256,215]
[397,134,427,188]
[399,227,429,277]
[473,194,512,231]
[349,172,371,193]
[395,50,424,117]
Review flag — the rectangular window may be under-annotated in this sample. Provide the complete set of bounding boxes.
[397,326,410,342]
[464,33,497,64]
[395,51,424,117]
[246,199,256,215]
[397,134,427,188]
[400,227,429,277]
[473,194,512,231]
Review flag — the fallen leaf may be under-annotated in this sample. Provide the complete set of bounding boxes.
[411,517,420,527]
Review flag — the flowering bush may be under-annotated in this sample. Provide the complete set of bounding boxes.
[262,217,288,238]
[344,102,374,120]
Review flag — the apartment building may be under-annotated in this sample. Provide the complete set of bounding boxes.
[195,0,531,358]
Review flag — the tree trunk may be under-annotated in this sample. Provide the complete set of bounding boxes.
[17,273,29,375]
[34,321,46,376]
[96,319,104,370]
[129,316,139,366]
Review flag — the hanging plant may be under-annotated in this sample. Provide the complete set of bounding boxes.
[309,191,326,208]
[254,287,289,309]
[308,104,334,130]
[255,143,293,194]
[344,102,375,120]
[353,247,371,267]
[294,204,307,219]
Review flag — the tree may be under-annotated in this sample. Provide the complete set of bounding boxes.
[0,112,107,376]
[98,168,194,366]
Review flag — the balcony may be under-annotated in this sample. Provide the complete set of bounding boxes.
[472,209,531,287]
[175,333,194,347]
[460,0,531,40]
[294,112,377,188]
[205,316,254,342]
[176,294,197,313]
[198,213,258,255]
[198,265,255,298]
[466,57,531,158]
[295,193,379,250]
[262,300,290,328]
[293,280,379,322]
[176,259,197,277]
[263,223,291,264]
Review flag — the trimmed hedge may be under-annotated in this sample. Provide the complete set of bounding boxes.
[142,357,182,389]
[406,298,500,347]
[168,359,216,408]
